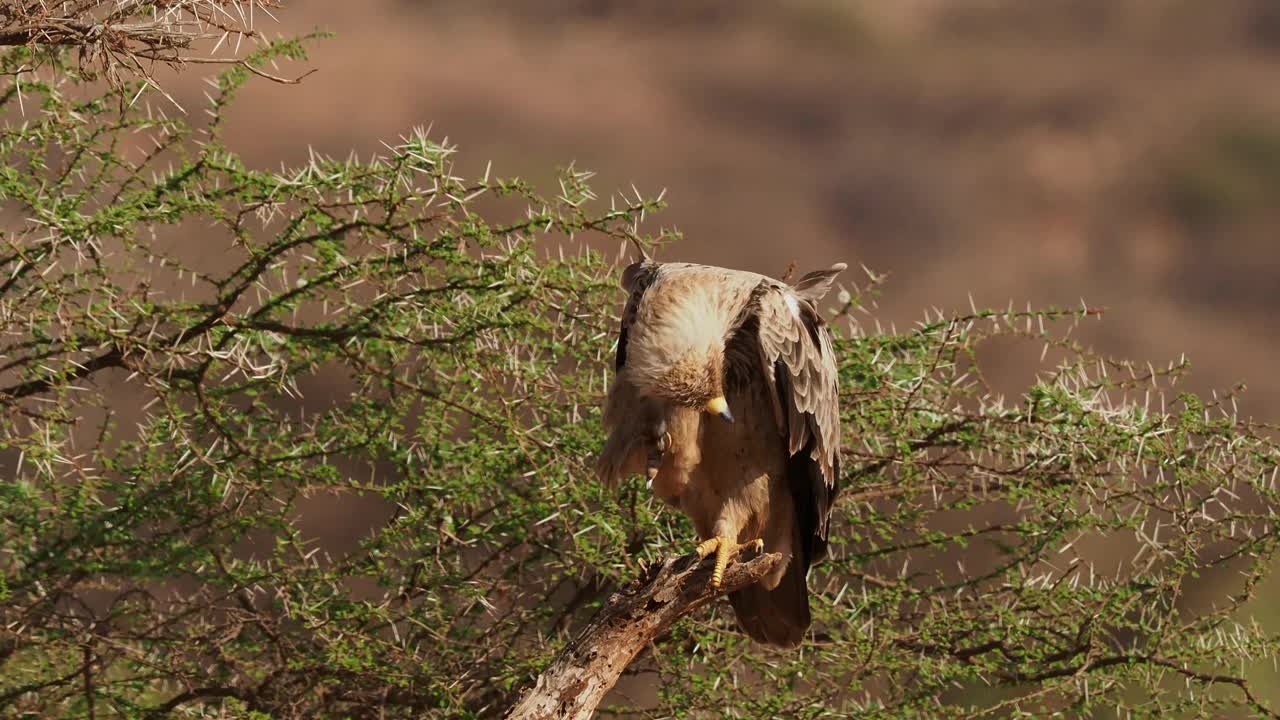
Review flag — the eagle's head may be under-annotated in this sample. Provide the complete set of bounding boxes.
[623,280,736,423]
[637,344,733,423]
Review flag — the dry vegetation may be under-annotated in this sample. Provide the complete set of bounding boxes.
[0,2,301,85]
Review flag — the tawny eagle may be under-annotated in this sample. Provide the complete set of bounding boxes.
[596,259,844,646]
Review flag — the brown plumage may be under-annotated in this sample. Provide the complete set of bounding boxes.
[596,259,844,647]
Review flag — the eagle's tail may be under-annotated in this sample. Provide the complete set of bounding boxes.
[728,551,810,647]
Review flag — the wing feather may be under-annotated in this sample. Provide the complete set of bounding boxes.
[615,260,660,370]
[754,286,840,480]
[747,278,842,561]
[597,260,662,486]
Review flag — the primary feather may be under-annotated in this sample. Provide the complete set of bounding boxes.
[598,260,844,646]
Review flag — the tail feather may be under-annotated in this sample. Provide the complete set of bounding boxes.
[728,553,810,647]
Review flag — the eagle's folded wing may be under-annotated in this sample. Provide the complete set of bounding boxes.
[751,282,841,544]
[614,260,660,371]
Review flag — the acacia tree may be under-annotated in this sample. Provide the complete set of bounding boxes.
[3,13,1280,720]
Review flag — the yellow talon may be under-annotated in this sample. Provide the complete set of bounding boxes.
[696,537,720,559]
[694,536,764,590]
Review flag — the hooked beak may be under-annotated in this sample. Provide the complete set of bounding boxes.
[705,396,734,423]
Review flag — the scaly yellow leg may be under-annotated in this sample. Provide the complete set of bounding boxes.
[695,536,765,589]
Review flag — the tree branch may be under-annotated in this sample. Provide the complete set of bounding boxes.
[0,2,281,84]
[0,346,125,403]
[505,550,783,720]
[0,21,189,50]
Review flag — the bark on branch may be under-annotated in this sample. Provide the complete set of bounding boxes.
[0,21,192,51]
[505,550,783,720]
[0,2,286,85]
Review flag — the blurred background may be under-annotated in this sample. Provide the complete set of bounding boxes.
[191,0,1280,420]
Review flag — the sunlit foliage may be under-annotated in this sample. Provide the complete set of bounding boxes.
[3,40,1280,719]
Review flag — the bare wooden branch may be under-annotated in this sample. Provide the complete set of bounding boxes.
[0,1,283,84]
[505,550,783,720]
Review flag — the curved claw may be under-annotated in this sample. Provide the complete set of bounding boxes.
[645,431,671,485]
[656,431,671,454]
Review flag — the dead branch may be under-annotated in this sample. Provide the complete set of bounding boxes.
[0,1,283,84]
[505,550,783,720]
